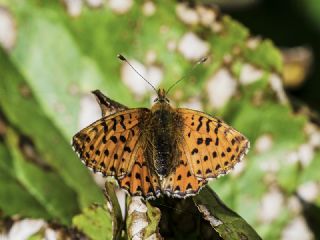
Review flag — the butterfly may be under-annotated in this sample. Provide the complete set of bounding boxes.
[72,55,250,200]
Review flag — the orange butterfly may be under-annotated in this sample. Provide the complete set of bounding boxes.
[72,56,249,200]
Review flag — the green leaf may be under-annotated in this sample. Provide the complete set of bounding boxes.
[72,205,113,240]
[105,182,124,239]
[5,128,79,224]
[299,153,320,184]
[193,187,262,240]
[145,201,161,238]
[0,143,50,219]
[243,40,283,72]
[10,13,95,139]
[0,48,104,209]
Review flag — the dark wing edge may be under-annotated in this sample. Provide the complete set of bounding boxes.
[92,90,129,117]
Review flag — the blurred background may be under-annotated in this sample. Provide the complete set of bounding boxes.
[220,0,320,112]
[0,0,320,239]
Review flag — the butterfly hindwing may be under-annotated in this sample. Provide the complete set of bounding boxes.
[118,146,161,199]
[177,108,249,179]
[162,143,207,197]
[72,108,149,178]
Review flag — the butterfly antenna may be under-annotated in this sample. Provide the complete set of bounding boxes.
[117,54,157,93]
[166,56,208,94]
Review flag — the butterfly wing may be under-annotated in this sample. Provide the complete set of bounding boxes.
[118,146,161,199]
[72,108,149,178]
[176,108,249,179]
[161,143,207,198]
[92,90,128,117]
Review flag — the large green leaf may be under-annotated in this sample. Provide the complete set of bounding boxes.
[0,48,104,209]
[72,205,113,240]
[0,143,50,218]
[193,187,261,240]
[5,129,79,224]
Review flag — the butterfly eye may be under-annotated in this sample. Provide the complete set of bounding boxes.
[154,98,159,102]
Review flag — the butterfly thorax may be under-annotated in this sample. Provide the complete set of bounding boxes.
[147,94,183,178]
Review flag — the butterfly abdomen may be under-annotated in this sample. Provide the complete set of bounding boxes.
[154,131,171,176]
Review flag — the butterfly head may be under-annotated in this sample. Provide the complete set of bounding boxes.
[154,89,170,103]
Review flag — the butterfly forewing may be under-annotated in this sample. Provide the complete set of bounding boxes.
[72,108,149,178]
[92,90,128,117]
[177,109,249,179]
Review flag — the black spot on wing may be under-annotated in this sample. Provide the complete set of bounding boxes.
[206,119,212,133]
[205,138,212,146]
[120,115,126,130]
[212,151,217,158]
[124,146,131,153]
[130,129,135,137]
[197,138,203,145]
[135,173,141,179]
[191,148,199,155]
[101,122,108,132]
[110,136,117,143]
[120,135,126,143]
[104,149,109,156]
[196,116,203,131]
[112,118,117,131]
[214,123,222,134]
